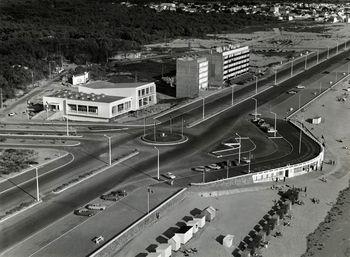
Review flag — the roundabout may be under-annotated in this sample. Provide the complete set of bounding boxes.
[140,131,188,146]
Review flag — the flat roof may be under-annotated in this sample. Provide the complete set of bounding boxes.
[46,90,126,103]
[83,81,152,89]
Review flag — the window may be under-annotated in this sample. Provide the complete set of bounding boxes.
[150,86,154,93]
[68,104,77,112]
[143,97,148,106]
[146,87,149,94]
[124,101,131,110]
[88,106,98,113]
[78,105,87,112]
[139,99,142,107]
[118,103,124,113]
[112,106,117,115]
[141,89,145,96]
[138,90,141,97]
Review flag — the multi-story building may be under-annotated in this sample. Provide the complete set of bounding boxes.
[78,81,157,111]
[176,56,208,98]
[206,45,250,86]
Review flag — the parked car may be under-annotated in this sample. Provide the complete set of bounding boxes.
[110,190,127,197]
[92,236,104,244]
[101,194,119,201]
[86,204,106,211]
[74,209,96,217]
[287,90,297,95]
[8,112,16,116]
[192,166,210,172]
[163,172,176,180]
[296,85,305,89]
[206,163,221,170]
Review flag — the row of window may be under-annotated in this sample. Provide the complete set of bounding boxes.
[68,104,98,115]
[224,64,250,75]
[224,50,250,60]
[139,96,153,107]
[224,54,250,64]
[112,101,131,115]
[138,86,155,97]
[224,67,249,79]
[224,59,250,70]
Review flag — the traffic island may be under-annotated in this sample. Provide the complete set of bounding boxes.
[140,131,188,146]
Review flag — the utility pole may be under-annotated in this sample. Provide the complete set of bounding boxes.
[104,135,112,166]
[271,111,277,138]
[274,69,277,85]
[154,146,160,180]
[255,76,258,94]
[235,133,241,165]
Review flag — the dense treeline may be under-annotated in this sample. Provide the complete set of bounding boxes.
[0,0,277,100]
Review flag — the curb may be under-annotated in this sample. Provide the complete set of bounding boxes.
[0,200,42,224]
[0,142,81,147]
[139,135,188,146]
[52,151,139,194]
[0,133,82,138]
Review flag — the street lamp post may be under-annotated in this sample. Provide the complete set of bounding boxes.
[104,135,112,166]
[153,120,156,142]
[274,69,277,85]
[304,53,308,70]
[235,132,241,165]
[248,152,251,173]
[202,97,205,120]
[291,59,294,77]
[327,47,330,59]
[270,111,277,137]
[252,97,258,121]
[65,99,69,136]
[30,165,40,202]
[154,146,160,180]
[298,94,301,109]
[316,49,319,64]
[255,76,258,94]
[226,160,229,179]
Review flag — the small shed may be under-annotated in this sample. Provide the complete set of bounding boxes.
[223,234,234,248]
[201,206,216,222]
[156,243,172,257]
[186,219,200,233]
[175,226,193,244]
[146,252,162,257]
[311,116,322,124]
[168,234,181,251]
[194,214,206,228]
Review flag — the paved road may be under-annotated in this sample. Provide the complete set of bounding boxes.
[0,43,348,255]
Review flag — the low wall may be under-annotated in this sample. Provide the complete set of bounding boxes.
[191,121,324,188]
[88,188,187,257]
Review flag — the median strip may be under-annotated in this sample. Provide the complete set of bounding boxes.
[52,150,139,194]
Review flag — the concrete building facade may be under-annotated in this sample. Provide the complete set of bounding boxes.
[176,56,208,98]
[43,90,132,122]
[206,45,250,86]
[78,81,157,111]
[72,71,89,86]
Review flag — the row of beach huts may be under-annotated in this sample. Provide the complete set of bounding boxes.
[145,206,216,257]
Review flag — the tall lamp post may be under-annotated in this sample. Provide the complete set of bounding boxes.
[30,165,40,202]
[290,58,294,77]
[104,135,112,166]
[270,111,277,138]
[235,132,242,165]
[274,69,277,85]
[255,76,258,94]
[154,146,160,180]
[252,97,258,121]
[65,98,69,136]
[304,52,308,70]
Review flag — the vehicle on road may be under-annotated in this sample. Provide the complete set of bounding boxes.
[163,172,176,180]
[92,236,104,244]
[296,85,305,89]
[101,194,119,201]
[287,90,297,95]
[241,157,251,164]
[192,166,210,172]
[206,163,221,170]
[86,204,106,211]
[110,190,127,197]
[8,112,16,116]
[74,209,97,217]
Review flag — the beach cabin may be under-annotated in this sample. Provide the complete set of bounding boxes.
[168,234,181,251]
[223,234,234,248]
[186,219,200,233]
[175,226,194,244]
[156,243,172,257]
[194,214,206,228]
[201,206,216,222]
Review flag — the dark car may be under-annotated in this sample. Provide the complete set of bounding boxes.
[74,209,96,217]
[101,194,119,201]
[110,190,127,197]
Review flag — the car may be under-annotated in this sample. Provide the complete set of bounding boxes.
[287,90,297,95]
[206,163,221,170]
[192,166,210,172]
[241,157,251,164]
[101,194,119,201]
[74,209,96,217]
[164,172,176,180]
[86,204,106,211]
[296,85,305,89]
[8,112,15,116]
[110,190,127,197]
[92,236,104,244]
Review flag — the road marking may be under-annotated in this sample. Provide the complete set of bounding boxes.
[0,153,75,196]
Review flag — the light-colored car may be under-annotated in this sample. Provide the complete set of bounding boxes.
[86,204,106,211]
[241,157,251,164]
[287,90,297,95]
[296,85,305,89]
[8,112,16,116]
[164,172,176,180]
[92,236,104,244]
[207,163,221,170]
[192,166,210,172]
